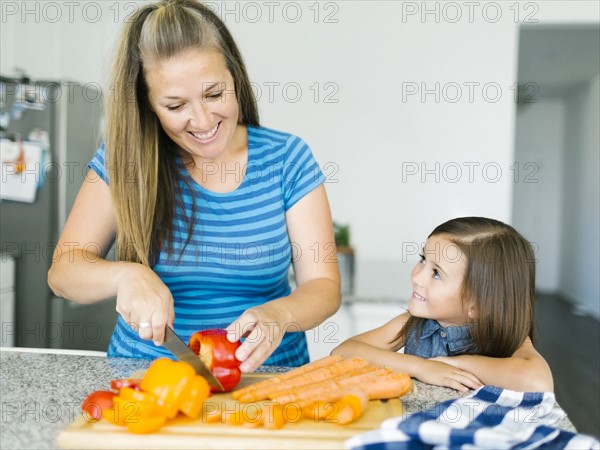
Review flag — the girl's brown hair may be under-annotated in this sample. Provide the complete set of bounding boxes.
[105,0,259,266]
[398,217,536,357]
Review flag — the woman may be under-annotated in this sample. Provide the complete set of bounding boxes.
[48,0,340,372]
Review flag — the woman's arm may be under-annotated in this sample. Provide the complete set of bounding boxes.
[47,171,175,345]
[279,184,341,328]
[48,171,121,301]
[333,313,483,392]
[432,339,554,392]
[226,185,341,372]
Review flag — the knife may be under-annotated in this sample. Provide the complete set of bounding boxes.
[163,326,225,392]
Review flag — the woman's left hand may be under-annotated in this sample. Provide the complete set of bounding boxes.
[225,302,295,373]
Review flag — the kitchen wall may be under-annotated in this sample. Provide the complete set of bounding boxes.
[1,1,598,302]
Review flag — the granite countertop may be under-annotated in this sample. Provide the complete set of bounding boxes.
[342,295,408,305]
[0,349,576,449]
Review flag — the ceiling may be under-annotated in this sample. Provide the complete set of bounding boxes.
[518,25,600,97]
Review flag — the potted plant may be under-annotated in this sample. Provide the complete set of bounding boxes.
[334,222,355,296]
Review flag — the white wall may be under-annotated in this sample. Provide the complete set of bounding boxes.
[560,73,600,318]
[0,1,119,83]
[1,1,597,300]
[512,99,565,292]
[243,3,520,298]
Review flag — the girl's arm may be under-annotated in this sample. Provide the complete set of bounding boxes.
[332,313,483,392]
[432,338,554,392]
[226,185,342,372]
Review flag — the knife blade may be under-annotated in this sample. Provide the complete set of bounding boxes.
[163,326,225,392]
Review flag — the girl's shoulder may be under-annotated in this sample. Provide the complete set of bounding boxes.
[376,311,411,332]
[394,311,412,325]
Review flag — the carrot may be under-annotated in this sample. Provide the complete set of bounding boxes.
[271,368,393,406]
[302,400,340,422]
[221,407,259,427]
[334,390,369,425]
[202,402,222,423]
[302,389,368,425]
[237,357,369,403]
[232,355,343,401]
[204,409,222,423]
[273,368,411,409]
[242,416,263,428]
[361,371,413,400]
[267,365,380,400]
[262,403,286,429]
[224,411,245,426]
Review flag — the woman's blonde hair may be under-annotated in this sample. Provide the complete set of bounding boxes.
[399,217,536,357]
[105,0,259,266]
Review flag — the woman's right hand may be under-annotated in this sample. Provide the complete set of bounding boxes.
[115,263,175,346]
[416,359,483,392]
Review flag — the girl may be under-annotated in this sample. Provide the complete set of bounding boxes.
[332,217,554,392]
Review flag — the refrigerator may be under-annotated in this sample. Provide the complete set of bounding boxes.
[0,76,117,351]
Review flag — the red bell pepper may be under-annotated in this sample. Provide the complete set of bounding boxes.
[188,328,242,392]
[81,390,115,422]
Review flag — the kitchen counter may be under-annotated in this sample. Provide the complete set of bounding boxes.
[1,348,576,449]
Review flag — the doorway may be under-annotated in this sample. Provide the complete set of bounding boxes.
[512,25,600,317]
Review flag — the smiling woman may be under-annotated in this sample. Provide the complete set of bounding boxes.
[47,0,341,372]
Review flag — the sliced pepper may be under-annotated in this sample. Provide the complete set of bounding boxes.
[188,329,242,392]
[110,378,142,391]
[86,358,216,435]
[102,396,164,432]
[102,396,141,426]
[179,375,210,419]
[139,358,195,419]
[81,390,115,422]
[127,414,167,434]
[117,387,158,405]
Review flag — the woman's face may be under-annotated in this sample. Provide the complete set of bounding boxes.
[409,234,469,327]
[145,47,241,163]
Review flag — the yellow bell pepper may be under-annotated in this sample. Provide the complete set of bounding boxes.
[179,375,211,419]
[139,358,196,419]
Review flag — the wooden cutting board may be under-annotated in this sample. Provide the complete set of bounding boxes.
[58,373,404,449]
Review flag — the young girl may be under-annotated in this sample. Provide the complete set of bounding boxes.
[332,217,554,392]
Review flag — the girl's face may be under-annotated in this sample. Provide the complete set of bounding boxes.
[145,47,242,164]
[409,234,470,327]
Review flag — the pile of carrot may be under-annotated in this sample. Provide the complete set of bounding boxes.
[204,355,412,429]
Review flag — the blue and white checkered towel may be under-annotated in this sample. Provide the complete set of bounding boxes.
[346,386,599,450]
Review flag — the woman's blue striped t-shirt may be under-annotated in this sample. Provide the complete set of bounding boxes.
[88,125,326,366]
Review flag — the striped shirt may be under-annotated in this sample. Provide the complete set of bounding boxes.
[88,125,325,366]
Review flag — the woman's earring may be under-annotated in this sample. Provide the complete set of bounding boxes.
[468,310,472,318]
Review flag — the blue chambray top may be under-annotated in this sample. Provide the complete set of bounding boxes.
[403,319,476,358]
